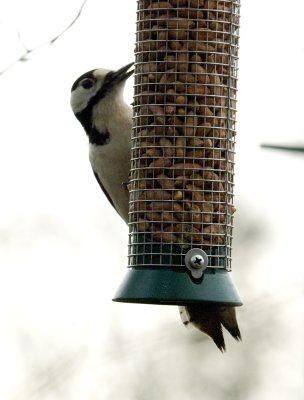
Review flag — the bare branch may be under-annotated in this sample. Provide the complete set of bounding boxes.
[50,0,88,45]
[0,0,88,76]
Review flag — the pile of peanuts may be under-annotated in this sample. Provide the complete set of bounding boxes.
[129,0,239,247]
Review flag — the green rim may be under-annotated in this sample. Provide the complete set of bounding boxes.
[113,267,242,306]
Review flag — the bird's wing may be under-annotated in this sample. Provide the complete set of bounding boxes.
[93,169,118,214]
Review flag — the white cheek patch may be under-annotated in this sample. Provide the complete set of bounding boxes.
[70,83,102,114]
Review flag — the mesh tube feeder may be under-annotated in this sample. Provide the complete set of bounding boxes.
[113,0,242,306]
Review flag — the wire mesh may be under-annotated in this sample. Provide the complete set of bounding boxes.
[128,0,240,270]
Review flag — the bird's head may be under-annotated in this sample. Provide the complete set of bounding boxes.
[70,62,134,130]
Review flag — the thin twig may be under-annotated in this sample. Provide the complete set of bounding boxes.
[0,0,88,76]
[261,143,304,153]
[50,0,88,45]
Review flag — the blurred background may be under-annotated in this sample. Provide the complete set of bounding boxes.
[0,0,303,399]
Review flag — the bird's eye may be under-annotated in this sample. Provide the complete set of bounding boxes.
[81,78,94,89]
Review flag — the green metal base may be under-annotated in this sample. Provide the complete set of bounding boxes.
[113,267,242,306]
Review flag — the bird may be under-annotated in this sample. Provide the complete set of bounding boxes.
[70,62,241,352]
[70,62,134,222]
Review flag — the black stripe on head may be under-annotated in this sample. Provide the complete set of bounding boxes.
[71,70,96,92]
[75,106,92,134]
[86,71,115,106]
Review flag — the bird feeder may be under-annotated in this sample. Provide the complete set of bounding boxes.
[113,0,242,307]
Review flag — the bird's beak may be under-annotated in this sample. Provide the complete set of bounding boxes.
[110,62,134,84]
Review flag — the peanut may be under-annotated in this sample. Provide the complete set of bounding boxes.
[143,190,172,201]
[137,219,150,232]
[176,95,186,105]
[171,163,203,174]
[146,212,163,222]
[159,138,174,157]
[184,112,198,136]
[147,2,173,10]
[169,0,187,6]
[178,9,204,19]
[152,231,177,243]
[148,158,172,173]
[157,173,175,190]
[173,190,183,201]
[175,137,186,158]
[145,147,161,158]
[186,149,205,159]
[168,30,189,40]
[174,223,202,243]
[162,212,175,222]
[187,85,209,96]
[188,0,204,6]
[177,47,189,74]
[148,201,173,211]
[168,19,195,30]
[175,175,189,188]
[190,63,210,85]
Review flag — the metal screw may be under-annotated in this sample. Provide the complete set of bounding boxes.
[190,255,205,269]
[185,248,208,279]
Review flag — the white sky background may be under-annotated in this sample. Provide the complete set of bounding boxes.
[0,0,303,399]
